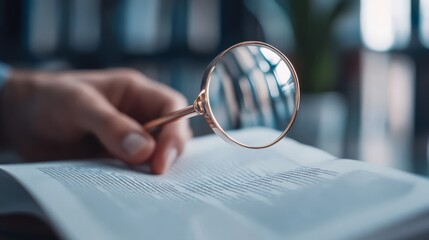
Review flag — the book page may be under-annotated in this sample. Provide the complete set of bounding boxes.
[1,128,429,240]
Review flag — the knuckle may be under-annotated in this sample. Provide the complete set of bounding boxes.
[65,87,87,105]
[166,91,188,109]
[175,93,188,107]
[110,68,144,83]
[97,112,119,133]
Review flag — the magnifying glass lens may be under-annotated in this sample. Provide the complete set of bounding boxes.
[143,41,299,149]
[207,44,298,148]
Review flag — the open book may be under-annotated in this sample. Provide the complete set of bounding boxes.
[1,128,429,240]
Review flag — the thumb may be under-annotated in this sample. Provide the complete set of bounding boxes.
[74,91,155,164]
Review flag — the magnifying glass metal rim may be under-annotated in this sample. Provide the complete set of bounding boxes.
[143,41,300,149]
[201,41,300,149]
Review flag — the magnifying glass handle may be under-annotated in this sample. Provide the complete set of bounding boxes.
[143,105,198,132]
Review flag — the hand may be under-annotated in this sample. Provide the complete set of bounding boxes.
[0,68,192,174]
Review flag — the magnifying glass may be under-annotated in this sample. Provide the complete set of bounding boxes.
[144,41,300,149]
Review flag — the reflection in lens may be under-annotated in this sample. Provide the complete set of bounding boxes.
[207,44,297,147]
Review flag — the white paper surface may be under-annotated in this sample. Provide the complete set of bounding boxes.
[1,128,429,240]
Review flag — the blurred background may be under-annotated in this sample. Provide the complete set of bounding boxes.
[0,0,428,175]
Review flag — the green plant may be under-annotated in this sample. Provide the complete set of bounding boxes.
[279,0,352,92]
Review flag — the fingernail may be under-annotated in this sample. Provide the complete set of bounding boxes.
[164,148,178,172]
[122,133,147,156]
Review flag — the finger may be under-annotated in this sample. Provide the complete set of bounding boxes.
[129,83,191,126]
[150,119,192,174]
[76,68,186,120]
[73,88,155,164]
[73,68,193,171]
[148,96,193,174]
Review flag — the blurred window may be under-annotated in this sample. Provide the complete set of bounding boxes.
[360,0,411,51]
[420,0,429,48]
